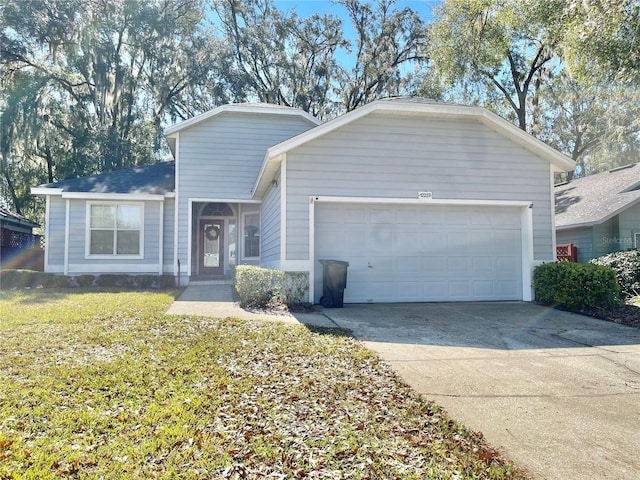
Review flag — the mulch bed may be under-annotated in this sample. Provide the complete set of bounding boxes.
[575,303,640,329]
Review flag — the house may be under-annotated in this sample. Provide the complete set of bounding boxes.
[0,206,42,270]
[555,163,640,262]
[32,98,575,303]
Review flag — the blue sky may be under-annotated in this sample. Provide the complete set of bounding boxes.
[271,1,439,68]
[273,0,439,21]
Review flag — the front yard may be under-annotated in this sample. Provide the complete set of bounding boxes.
[0,290,527,479]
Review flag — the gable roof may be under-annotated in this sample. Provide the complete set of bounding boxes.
[32,162,175,197]
[164,103,322,155]
[252,97,576,198]
[0,206,39,228]
[555,163,640,229]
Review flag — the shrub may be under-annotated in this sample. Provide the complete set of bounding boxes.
[234,265,285,308]
[95,274,136,287]
[157,274,176,289]
[75,275,95,287]
[136,275,156,288]
[282,272,309,306]
[533,262,620,311]
[40,272,70,288]
[0,270,70,289]
[0,270,175,290]
[95,274,175,289]
[1,269,31,288]
[95,274,119,287]
[590,249,640,299]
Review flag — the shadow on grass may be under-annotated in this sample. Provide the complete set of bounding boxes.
[304,324,353,338]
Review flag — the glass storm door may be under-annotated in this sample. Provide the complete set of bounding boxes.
[199,219,224,275]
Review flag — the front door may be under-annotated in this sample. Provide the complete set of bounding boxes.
[199,219,224,275]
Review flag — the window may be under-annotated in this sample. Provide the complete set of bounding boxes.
[243,213,260,258]
[635,232,640,248]
[88,203,142,256]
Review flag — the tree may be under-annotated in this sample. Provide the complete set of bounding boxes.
[562,0,640,85]
[338,0,428,112]
[0,0,227,217]
[427,0,565,131]
[211,0,346,119]
[536,74,640,178]
[212,0,428,118]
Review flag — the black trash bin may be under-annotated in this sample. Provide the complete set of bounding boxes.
[318,259,349,308]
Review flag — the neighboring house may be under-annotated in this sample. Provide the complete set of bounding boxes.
[555,163,640,262]
[32,98,575,303]
[0,206,42,270]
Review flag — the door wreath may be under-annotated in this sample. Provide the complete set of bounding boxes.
[205,225,220,241]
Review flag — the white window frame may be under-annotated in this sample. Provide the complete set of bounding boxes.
[635,232,640,248]
[85,201,144,259]
[242,212,260,260]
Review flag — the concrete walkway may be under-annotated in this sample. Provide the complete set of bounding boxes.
[167,287,640,480]
[166,284,334,327]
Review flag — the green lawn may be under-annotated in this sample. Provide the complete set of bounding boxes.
[0,289,528,479]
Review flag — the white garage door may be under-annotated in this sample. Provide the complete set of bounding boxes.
[314,203,523,303]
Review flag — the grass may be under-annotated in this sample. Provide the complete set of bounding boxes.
[0,289,528,479]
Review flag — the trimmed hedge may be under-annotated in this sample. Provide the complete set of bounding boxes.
[0,270,70,289]
[0,270,175,290]
[234,265,284,308]
[234,265,309,308]
[533,262,620,311]
[590,249,640,299]
[282,271,310,307]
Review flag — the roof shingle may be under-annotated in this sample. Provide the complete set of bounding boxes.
[555,163,640,228]
[38,161,175,195]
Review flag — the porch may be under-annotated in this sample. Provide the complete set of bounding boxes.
[186,201,261,282]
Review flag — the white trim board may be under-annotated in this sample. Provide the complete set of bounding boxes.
[280,156,287,264]
[173,132,180,278]
[31,189,167,201]
[189,197,262,204]
[64,264,164,274]
[310,196,532,208]
[64,199,70,276]
[165,103,321,136]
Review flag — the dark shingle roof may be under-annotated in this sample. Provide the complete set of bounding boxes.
[0,206,39,227]
[39,161,175,195]
[555,163,640,229]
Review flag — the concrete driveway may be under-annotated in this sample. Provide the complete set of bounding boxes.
[321,302,640,480]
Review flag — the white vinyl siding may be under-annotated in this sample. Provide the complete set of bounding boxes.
[163,198,175,273]
[618,203,640,251]
[592,217,618,259]
[285,113,553,262]
[260,169,281,267]
[556,227,594,262]
[46,196,66,268]
[175,112,315,273]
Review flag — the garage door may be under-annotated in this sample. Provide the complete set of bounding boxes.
[314,203,523,303]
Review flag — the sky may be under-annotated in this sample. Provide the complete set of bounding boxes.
[273,0,439,21]
[270,1,440,69]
